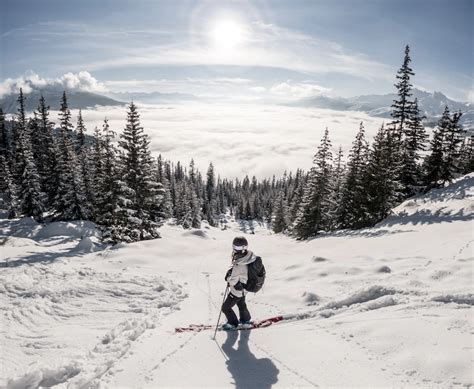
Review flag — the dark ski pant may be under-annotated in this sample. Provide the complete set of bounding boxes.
[222,292,251,326]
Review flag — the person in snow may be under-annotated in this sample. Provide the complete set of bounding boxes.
[221,236,257,330]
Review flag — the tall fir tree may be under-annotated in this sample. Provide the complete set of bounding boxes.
[0,155,19,218]
[400,98,428,195]
[293,127,333,238]
[272,190,289,233]
[364,125,404,224]
[54,91,90,220]
[423,106,450,189]
[440,111,464,184]
[15,90,46,220]
[36,96,59,205]
[118,102,163,240]
[204,162,217,225]
[390,45,415,147]
[338,122,369,229]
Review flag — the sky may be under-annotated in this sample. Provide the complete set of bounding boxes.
[1,0,473,101]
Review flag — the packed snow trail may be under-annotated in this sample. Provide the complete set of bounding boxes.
[1,174,473,387]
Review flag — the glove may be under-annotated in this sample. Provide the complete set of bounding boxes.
[234,281,245,291]
[224,268,232,281]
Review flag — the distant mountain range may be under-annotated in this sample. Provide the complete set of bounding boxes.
[290,88,473,127]
[1,85,471,129]
[106,91,198,104]
[0,86,124,113]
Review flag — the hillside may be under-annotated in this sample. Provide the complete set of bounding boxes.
[1,174,473,388]
[0,87,124,113]
[292,89,473,128]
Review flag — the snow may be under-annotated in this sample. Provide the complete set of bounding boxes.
[1,175,473,388]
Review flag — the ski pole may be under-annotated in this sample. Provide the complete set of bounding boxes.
[213,284,229,340]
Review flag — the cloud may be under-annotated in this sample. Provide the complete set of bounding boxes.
[44,102,388,179]
[270,82,331,98]
[0,71,107,98]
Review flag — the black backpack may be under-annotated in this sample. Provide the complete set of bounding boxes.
[244,256,266,293]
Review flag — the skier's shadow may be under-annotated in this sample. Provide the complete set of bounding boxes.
[222,330,279,389]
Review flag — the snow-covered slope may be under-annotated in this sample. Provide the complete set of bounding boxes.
[1,175,473,388]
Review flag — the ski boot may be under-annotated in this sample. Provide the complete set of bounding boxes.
[221,322,237,331]
[238,320,254,330]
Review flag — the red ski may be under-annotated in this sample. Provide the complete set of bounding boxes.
[175,315,285,333]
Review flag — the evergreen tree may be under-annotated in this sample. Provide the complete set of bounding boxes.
[76,109,86,153]
[424,107,450,189]
[0,108,9,160]
[15,90,46,220]
[364,125,404,224]
[338,122,369,229]
[36,96,59,204]
[54,92,90,220]
[458,136,474,174]
[272,190,289,233]
[390,45,415,147]
[0,155,19,218]
[293,128,333,238]
[331,146,345,229]
[440,111,464,184]
[400,98,428,195]
[118,102,163,240]
[204,162,217,225]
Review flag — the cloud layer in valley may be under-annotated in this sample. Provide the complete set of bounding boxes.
[48,102,388,179]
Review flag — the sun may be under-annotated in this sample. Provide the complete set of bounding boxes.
[209,19,245,51]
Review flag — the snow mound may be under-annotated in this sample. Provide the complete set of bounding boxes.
[74,236,97,253]
[1,237,39,247]
[432,293,474,306]
[6,363,81,389]
[36,221,100,240]
[324,285,397,310]
[380,173,474,226]
[302,291,320,305]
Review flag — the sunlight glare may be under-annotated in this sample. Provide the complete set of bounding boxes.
[210,19,245,51]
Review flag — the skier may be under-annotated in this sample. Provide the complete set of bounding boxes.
[221,236,257,330]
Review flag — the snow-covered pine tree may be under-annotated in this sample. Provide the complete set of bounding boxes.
[423,106,450,189]
[0,154,19,218]
[75,109,86,153]
[35,96,59,205]
[390,45,415,148]
[400,98,428,195]
[175,180,192,228]
[330,146,345,229]
[118,102,162,240]
[204,162,217,226]
[95,120,137,243]
[90,125,104,219]
[293,127,333,238]
[364,124,403,224]
[338,122,369,229]
[287,169,306,225]
[440,111,464,185]
[458,135,474,174]
[54,91,90,220]
[0,108,9,161]
[0,108,11,193]
[272,190,289,233]
[155,156,173,219]
[75,110,94,211]
[15,90,46,220]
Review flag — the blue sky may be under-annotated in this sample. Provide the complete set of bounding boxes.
[1,0,472,101]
